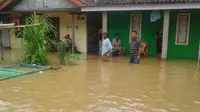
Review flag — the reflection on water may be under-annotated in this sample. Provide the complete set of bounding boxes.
[0,49,200,111]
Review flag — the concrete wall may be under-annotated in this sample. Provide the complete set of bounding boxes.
[10,12,87,53]
[1,29,10,47]
[108,10,200,59]
[168,10,200,59]
[108,11,163,56]
[10,29,20,48]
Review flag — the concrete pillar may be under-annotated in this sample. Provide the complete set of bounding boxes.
[71,14,75,54]
[161,10,170,59]
[102,11,108,32]
[100,12,108,56]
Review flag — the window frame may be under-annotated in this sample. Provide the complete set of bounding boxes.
[129,14,142,42]
[175,13,190,45]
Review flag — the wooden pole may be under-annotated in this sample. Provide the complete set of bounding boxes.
[0,30,3,60]
[0,23,40,29]
[72,14,75,54]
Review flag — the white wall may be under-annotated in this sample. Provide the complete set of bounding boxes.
[1,29,10,47]
[10,12,87,53]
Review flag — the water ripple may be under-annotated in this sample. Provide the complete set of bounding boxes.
[125,102,146,108]
[170,108,179,111]
[194,101,200,104]
[0,100,11,107]
[0,107,8,111]
[152,109,167,112]
[14,108,35,112]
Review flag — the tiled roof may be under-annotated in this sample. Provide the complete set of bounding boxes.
[79,0,95,6]
[10,0,79,11]
[0,0,21,11]
[95,0,200,5]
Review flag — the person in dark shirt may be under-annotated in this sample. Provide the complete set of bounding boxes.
[156,25,163,56]
[129,31,142,64]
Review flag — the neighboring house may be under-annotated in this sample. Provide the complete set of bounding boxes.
[82,0,200,59]
[0,0,87,54]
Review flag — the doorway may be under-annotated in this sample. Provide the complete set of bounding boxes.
[48,17,60,40]
[86,12,102,55]
[0,15,11,48]
[48,17,60,52]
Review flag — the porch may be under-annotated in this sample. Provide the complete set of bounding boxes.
[88,9,200,59]
[0,0,88,59]
[82,1,200,59]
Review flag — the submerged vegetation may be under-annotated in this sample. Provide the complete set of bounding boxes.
[20,12,54,65]
[56,40,81,65]
[57,41,68,65]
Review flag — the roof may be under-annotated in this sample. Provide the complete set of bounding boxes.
[71,0,85,6]
[79,0,96,6]
[81,0,200,11]
[0,0,21,11]
[95,0,200,5]
[1,0,84,12]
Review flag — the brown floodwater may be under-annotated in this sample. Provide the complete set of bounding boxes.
[0,49,200,112]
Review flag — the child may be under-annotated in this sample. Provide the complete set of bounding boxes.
[102,30,113,61]
[129,31,141,64]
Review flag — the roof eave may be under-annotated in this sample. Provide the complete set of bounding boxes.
[0,7,81,14]
[81,3,200,12]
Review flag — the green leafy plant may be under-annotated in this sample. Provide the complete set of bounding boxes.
[20,12,55,65]
[65,53,81,65]
[56,40,81,65]
[57,41,68,65]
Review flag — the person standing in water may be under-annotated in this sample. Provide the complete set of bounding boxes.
[156,25,163,57]
[129,31,141,64]
[102,30,113,61]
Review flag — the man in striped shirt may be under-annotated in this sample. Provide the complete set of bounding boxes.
[129,31,142,64]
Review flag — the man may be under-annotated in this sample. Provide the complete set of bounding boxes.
[156,25,163,56]
[129,31,141,64]
[102,30,113,61]
[112,33,125,56]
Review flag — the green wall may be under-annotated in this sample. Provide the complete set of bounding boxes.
[108,11,163,56]
[108,10,200,59]
[108,12,130,55]
[168,10,200,59]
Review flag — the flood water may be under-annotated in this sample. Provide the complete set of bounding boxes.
[0,50,200,112]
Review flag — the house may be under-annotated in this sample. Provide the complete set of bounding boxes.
[81,0,200,59]
[0,0,88,55]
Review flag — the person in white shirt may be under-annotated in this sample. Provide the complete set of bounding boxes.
[102,30,113,61]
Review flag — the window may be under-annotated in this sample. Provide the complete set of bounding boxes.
[10,14,30,38]
[176,13,190,45]
[130,14,142,41]
[10,17,21,38]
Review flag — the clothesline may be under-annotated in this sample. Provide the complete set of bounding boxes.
[0,23,41,60]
